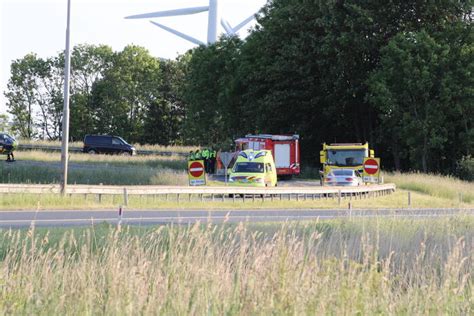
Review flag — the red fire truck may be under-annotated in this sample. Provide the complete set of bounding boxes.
[234,134,300,177]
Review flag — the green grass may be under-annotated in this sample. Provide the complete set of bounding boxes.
[18,139,198,153]
[385,172,474,203]
[1,188,473,210]
[0,217,472,314]
[1,151,188,185]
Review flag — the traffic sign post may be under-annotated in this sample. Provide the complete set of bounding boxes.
[188,160,206,186]
[218,152,235,185]
[362,158,380,183]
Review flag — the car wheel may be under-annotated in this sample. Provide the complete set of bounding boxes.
[120,151,132,156]
[88,149,97,154]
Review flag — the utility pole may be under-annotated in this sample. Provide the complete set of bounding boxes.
[60,0,71,195]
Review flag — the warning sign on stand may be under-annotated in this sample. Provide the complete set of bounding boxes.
[362,158,380,183]
[188,160,206,186]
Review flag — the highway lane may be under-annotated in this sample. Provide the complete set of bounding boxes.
[0,208,472,228]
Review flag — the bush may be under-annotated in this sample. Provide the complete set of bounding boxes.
[456,156,474,181]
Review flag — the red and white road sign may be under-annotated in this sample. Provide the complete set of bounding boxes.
[363,158,379,175]
[189,161,204,178]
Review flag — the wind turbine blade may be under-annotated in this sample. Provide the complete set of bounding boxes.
[125,6,209,19]
[221,19,234,35]
[150,21,205,46]
[232,14,256,33]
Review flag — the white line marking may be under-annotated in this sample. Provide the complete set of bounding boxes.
[190,168,203,172]
[364,165,378,169]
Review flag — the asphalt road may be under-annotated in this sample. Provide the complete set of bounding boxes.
[0,208,472,228]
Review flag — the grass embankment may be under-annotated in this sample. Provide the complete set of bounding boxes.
[1,151,188,185]
[0,217,472,314]
[385,172,474,203]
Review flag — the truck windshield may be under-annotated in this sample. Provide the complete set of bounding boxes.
[233,162,264,173]
[327,149,365,167]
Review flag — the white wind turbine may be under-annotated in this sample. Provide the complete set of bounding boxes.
[125,0,258,45]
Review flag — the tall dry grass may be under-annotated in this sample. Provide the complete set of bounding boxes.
[0,218,472,314]
[385,172,474,203]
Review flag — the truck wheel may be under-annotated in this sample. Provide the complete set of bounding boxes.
[88,149,97,154]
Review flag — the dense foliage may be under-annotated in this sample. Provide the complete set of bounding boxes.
[4,0,473,173]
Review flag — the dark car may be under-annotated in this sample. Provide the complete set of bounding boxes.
[83,135,136,155]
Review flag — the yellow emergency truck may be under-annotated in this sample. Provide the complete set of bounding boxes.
[320,143,374,185]
[228,149,277,187]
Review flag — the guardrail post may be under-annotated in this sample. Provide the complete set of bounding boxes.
[201,194,204,202]
[188,194,192,202]
[338,190,341,206]
[233,194,236,203]
[211,194,214,202]
[177,194,180,203]
[262,194,265,202]
[252,194,255,203]
[243,194,246,203]
[98,194,102,204]
[123,188,128,206]
[271,194,274,202]
[407,191,411,207]
[222,194,225,202]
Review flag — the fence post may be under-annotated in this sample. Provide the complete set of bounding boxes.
[123,188,128,206]
[338,190,341,206]
[408,191,411,207]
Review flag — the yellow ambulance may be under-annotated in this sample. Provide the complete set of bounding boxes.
[228,150,277,187]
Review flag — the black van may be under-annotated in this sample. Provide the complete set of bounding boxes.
[83,135,136,155]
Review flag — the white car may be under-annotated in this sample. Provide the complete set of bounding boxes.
[324,169,362,186]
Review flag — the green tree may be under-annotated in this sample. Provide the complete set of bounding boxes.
[91,45,162,142]
[69,44,114,140]
[5,53,54,139]
[182,37,243,146]
[143,56,187,145]
[369,27,473,172]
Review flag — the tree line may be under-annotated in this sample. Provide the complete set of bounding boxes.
[5,44,186,145]
[5,0,473,175]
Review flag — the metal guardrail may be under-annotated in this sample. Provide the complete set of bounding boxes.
[17,144,187,157]
[0,183,396,203]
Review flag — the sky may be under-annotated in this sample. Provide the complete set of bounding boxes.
[0,0,266,114]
